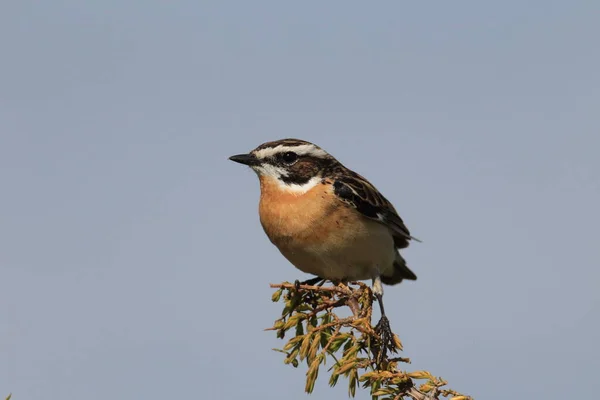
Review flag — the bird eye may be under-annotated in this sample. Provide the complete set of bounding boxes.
[281,151,298,164]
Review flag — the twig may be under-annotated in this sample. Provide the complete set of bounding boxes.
[347,297,361,318]
[268,281,472,400]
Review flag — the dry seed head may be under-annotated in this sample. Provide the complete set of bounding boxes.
[298,333,312,361]
[308,332,321,363]
[335,361,357,375]
[393,334,403,351]
[408,370,434,380]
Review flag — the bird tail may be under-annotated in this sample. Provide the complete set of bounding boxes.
[380,253,417,285]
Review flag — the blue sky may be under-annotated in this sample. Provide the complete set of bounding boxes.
[1,1,598,399]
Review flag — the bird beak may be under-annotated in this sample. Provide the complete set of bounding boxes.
[229,153,260,166]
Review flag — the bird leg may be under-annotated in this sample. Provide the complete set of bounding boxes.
[372,276,395,367]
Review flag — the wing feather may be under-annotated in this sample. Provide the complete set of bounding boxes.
[332,171,420,249]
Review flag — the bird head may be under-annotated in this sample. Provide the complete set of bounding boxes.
[229,139,338,193]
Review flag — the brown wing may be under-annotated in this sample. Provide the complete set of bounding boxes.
[332,170,420,249]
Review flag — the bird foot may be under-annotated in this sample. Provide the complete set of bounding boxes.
[374,315,395,367]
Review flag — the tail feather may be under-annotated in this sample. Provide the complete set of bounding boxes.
[380,253,417,285]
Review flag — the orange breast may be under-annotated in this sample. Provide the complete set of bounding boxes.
[257,176,396,280]
[258,176,341,246]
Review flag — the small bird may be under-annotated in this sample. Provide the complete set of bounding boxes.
[229,139,419,358]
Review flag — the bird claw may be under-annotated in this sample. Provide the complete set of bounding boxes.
[374,315,395,367]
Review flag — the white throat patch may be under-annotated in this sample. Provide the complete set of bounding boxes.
[281,175,322,194]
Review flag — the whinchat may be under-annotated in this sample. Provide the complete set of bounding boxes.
[229,139,419,355]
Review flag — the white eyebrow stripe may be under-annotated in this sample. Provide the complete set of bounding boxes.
[253,144,328,159]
